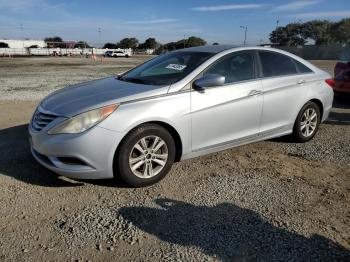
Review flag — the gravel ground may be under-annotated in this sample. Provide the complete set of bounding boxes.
[0,56,152,100]
[0,57,349,261]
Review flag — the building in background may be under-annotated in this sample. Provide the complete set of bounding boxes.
[0,39,46,48]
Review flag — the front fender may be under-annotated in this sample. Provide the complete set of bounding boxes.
[98,92,192,156]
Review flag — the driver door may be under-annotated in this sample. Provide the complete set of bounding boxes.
[190,51,263,152]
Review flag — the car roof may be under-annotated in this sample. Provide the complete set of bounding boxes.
[181,45,241,53]
[180,45,242,53]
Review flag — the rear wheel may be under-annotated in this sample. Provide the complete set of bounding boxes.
[116,124,175,187]
[292,101,320,142]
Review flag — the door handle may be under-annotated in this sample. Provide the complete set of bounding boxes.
[248,90,262,96]
[297,79,306,85]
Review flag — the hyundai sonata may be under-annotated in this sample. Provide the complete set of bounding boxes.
[29,46,334,187]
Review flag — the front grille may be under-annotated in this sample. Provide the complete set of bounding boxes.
[31,109,58,132]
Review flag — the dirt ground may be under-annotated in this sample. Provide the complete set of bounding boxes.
[0,57,349,261]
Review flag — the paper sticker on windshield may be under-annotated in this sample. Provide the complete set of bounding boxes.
[166,64,187,71]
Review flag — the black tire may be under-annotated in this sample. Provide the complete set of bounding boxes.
[125,54,129,58]
[115,124,175,187]
[292,101,321,143]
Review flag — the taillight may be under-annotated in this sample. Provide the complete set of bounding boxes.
[325,79,335,88]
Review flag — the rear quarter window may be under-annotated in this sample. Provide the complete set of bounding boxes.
[293,59,314,74]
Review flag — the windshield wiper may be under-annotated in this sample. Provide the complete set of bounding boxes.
[121,77,146,84]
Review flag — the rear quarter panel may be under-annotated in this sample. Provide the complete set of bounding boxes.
[310,72,334,121]
[260,71,332,134]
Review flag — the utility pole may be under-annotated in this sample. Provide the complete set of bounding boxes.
[275,20,279,45]
[240,26,247,46]
[98,27,102,47]
[19,23,23,37]
[19,23,24,48]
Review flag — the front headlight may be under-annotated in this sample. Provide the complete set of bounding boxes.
[48,104,118,134]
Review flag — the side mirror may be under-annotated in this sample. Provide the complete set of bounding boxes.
[193,74,225,91]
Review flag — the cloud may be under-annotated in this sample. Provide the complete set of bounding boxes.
[190,4,264,12]
[272,1,320,12]
[0,14,200,44]
[291,10,350,18]
[125,19,179,25]
[0,0,67,14]
[0,0,38,12]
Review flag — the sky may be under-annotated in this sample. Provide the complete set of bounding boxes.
[0,0,349,46]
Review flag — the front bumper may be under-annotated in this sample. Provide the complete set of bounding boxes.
[29,125,124,180]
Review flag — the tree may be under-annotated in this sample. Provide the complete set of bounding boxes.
[139,38,158,49]
[44,36,63,43]
[302,20,333,45]
[270,23,306,46]
[269,18,350,46]
[160,36,207,52]
[331,18,350,44]
[117,38,139,49]
[74,41,91,48]
[103,43,118,49]
[186,36,207,47]
[161,42,177,51]
[44,36,65,48]
[0,42,9,48]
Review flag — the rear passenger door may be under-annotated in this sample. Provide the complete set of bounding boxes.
[258,50,315,135]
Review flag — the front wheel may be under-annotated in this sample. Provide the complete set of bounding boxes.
[115,124,175,187]
[292,101,321,142]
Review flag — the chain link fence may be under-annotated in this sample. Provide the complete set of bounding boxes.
[0,47,132,57]
[277,44,350,61]
[1,43,349,60]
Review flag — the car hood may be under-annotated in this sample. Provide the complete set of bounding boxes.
[40,77,169,117]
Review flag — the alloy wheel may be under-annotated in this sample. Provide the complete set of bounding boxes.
[300,108,318,137]
[129,135,168,178]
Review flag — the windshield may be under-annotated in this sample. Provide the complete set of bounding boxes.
[120,51,213,85]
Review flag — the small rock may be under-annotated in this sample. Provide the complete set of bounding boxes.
[96,243,102,251]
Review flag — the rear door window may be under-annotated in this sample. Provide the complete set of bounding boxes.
[258,51,298,77]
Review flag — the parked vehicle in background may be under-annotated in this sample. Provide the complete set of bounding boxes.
[334,61,350,95]
[29,46,333,187]
[105,50,130,58]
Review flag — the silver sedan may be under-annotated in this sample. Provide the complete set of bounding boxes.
[29,46,334,187]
